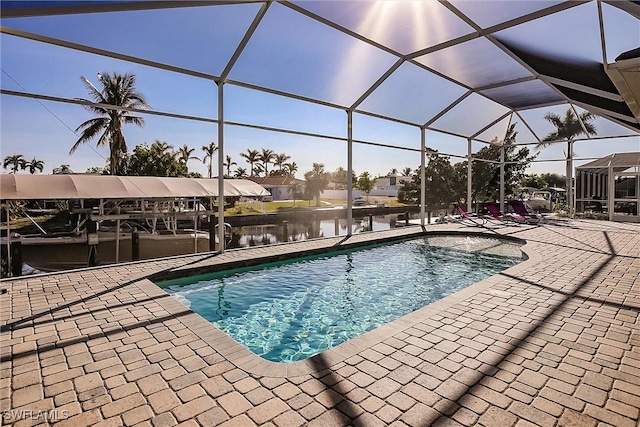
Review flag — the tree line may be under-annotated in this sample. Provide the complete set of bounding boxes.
[5,71,597,214]
[397,124,538,208]
[396,107,597,210]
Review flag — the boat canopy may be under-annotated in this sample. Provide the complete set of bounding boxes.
[0,174,270,200]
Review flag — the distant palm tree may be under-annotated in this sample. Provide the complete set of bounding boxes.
[537,108,597,214]
[304,163,330,207]
[2,154,26,173]
[258,148,276,177]
[155,141,174,155]
[71,72,149,175]
[177,144,199,164]
[402,167,412,176]
[283,162,298,177]
[223,155,237,177]
[201,142,217,179]
[288,181,304,207]
[240,149,260,177]
[389,168,398,176]
[53,164,73,174]
[233,167,248,178]
[274,153,291,172]
[25,158,45,174]
[253,163,265,177]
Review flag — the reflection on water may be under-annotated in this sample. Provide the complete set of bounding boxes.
[229,215,406,249]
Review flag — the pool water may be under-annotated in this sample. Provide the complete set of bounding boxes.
[160,236,523,362]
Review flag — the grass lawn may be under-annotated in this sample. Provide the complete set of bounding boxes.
[227,197,407,215]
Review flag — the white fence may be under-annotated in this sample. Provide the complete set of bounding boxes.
[321,189,363,200]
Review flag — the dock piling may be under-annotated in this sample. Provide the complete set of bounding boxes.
[132,231,140,261]
[282,221,288,242]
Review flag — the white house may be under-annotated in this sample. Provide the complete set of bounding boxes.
[247,176,305,201]
[371,174,413,197]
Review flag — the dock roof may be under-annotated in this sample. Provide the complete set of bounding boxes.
[0,174,270,200]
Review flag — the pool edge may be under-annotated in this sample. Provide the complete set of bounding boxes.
[142,229,538,378]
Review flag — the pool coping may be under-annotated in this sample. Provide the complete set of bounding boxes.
[142,229,539,378]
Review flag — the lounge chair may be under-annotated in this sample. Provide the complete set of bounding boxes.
[450,204,487,227]
[508,200,543,224]
[484,202,527,224]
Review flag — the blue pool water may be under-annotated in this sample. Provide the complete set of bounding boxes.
[160,236,524,362]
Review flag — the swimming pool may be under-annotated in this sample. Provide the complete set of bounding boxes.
[159,236,524,363]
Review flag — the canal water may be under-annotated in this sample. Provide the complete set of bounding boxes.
[227,214,415,249]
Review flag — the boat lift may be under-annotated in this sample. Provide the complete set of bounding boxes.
[1,175,269,276]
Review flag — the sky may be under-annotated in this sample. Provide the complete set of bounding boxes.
[1,1,638,179]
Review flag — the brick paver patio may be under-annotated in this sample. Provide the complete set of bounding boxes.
[1,219,639,426]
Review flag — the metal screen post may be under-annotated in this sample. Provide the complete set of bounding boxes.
[608,163,614,221]
[568,140,575,217]
[467,138,472,213]
[217,82,225,253]
[6,205,11,278]
[500,145,505,213]
[347,110,353,236]
[420,128,426,226]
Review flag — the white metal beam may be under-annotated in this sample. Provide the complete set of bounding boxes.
[467,139,473,213]
[219,2,271,82]
[540,75,623,102]
[217,82,226,253]
[421,128,426,226]
[347,110,353,236]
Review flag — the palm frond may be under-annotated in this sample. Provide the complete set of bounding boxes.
[71,72,150,173]
[80,76,105,103]
[122,115,145,126]
[543,113,563,129]
[71,120,108,153]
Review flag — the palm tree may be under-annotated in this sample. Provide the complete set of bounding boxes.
[304,163,330,207]
[201,142,217,179]
[154,141,174,154]
[402,167,412,176]
[240,149,260,177]
[233,167,248,178]
[537,108,597,214]
[253,163,265,177]
[2,154,26,173]
[258,148,276,176]
[274,153,291,172]
[177,145,199,164]
[53,164,73,174]
[25,158,45,174]
[283,162,298,177]
[71,72,149,175]
[288,181,304,207]
[223,155,237,177]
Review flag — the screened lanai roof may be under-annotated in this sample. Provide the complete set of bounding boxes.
[576,151,640,173]
[1,0,639,145]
